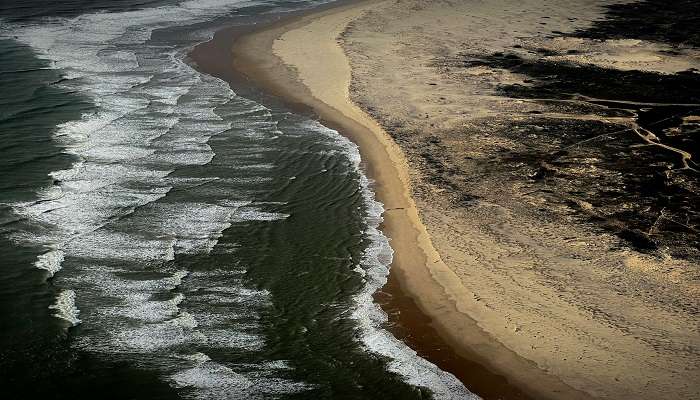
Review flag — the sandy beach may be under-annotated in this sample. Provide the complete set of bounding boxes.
[209,0,700,399]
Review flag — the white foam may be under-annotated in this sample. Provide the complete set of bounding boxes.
[115,313,204,352]
[203,330,263,351]
[171,362,254,397]
[233,208,290,222]
[180,352,212,364]
[58,265,205,353]
[112,293,184,323]
[145,203,236,254]
[263,360,293,370]
[35,248,65,277]
[171,359,314,400]
[63,267,189,325]
[49,289,81,326]
[3,2,246,364]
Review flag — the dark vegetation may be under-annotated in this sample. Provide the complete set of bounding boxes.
[449,0,700,255]
[575,0,700,48]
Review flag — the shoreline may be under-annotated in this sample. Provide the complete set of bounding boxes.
[191,1,594,399]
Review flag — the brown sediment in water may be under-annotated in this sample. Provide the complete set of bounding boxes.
[375,272,533,400]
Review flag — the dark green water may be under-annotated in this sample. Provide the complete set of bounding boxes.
[0,38,90,385]
[0,1,473,398]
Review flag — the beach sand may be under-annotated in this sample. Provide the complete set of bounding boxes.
[216,0,699,399]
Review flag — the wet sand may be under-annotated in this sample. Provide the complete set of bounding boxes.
[192,0,700,399]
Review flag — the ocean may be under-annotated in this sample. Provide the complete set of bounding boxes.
[0,0,474,398]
